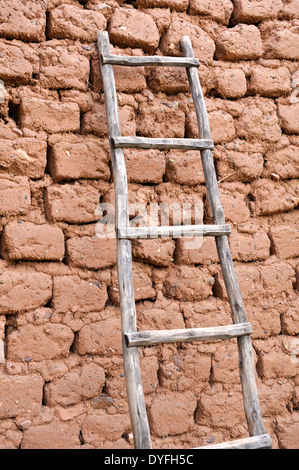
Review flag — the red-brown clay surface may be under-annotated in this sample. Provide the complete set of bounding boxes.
[0,0,298,450]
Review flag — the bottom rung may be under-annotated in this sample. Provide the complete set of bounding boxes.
[195,433,272,449]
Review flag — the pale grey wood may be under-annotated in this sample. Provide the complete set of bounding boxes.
[99,31,268,450]
[126,322,253,347]
[118,224,231,239]
[180,35,267,439]
[101,54,199,68]
[195,434,272,450]
[98,31,151,450]
[112,136,214,150]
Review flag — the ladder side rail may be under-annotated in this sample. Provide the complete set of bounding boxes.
[180,36,267,439]
[97,31,152,450]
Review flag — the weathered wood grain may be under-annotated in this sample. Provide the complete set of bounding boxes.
[101,54,199,68]
[118,224,231,239]
[125,322,253,347]
[112,136,214,150]
[98,30,269,450]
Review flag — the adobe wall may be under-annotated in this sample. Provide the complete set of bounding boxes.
[0,0,298,449]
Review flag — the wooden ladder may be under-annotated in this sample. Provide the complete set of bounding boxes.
[97,31,272,450]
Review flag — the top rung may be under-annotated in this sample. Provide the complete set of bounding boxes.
[100,54,200,68]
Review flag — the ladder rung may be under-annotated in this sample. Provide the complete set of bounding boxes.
[117,224,231,239]
[125,322,253,347]
[112,136,214,151]
[195,433,272,450]
[101,54,199,68]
